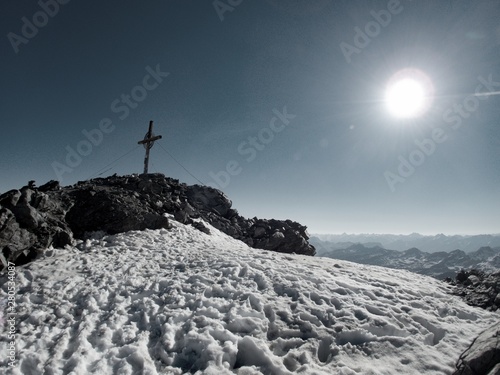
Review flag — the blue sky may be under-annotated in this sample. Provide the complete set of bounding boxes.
[1,0,499,235]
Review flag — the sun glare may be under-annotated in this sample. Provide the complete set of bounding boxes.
[385,69,433,119]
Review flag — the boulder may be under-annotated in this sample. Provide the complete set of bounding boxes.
[186,185,232,217]
[0,189,21,207]
[246,219,315,256]
[0,187,73,268]
[65,187,171,238]
[0,206,37,266]
[448,270,500,311]
[38,180,60,192]
[453,323,500,375]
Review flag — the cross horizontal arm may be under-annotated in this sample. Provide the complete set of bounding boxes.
[138,135,162,145]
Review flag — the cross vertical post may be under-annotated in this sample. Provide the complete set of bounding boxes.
[138,120,162,174]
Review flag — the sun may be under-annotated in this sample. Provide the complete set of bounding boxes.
[384,69,433,119]
[385,79,424,118]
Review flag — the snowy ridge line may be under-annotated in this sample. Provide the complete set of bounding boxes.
[1,220,498,374]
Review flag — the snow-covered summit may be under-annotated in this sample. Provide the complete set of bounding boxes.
[1,219,498,374]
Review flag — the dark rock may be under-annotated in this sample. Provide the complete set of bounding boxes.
[0,206,37,264]
[0,187,73,268]
[0,173,315,268]
[186,185,232,217]
[52,229,73,248]
[192,221,210,234]
[244,219,314,255]
[0,189,21,208]
[65,187,170,237]
[39,180,60,192]
[447,269,500,311]
[174,202,195,224]
[252,226,267,239]
[467,275,481,287]
[457,270,470,283]
[11,203,41,229]
[453,323,500,375]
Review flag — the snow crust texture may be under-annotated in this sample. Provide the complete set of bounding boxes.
[1,220,498,374]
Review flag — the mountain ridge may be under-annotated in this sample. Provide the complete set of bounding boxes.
[0,173,315,269]
[313,233,500,253]
[311,237,500,280]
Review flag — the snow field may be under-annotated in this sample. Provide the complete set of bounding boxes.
[1,220,498,374]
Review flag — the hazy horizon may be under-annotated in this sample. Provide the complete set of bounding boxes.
[312,232,500,236]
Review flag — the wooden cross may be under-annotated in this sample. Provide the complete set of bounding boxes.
[137,120,162,174]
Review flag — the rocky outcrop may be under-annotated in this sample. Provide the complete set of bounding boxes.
[245,218,312,253]
[65,184,171,238]
[0,174,315,269]
[0,184,73,266]
[449,271,500,374]
[446,269,500,311]
[453,323,500,375]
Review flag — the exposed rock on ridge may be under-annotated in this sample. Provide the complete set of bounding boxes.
[0,184,73,265]
[0,174,315,268]
[453,323,500,375]
[446,269,500,312]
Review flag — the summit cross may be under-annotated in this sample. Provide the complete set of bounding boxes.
[137,120,162,174]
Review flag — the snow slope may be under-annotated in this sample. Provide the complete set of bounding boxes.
[1,219,498,375]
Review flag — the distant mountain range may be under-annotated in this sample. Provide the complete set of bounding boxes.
[310,236,500,280]
[312,233,500,253]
